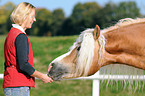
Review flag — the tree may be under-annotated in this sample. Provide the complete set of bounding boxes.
[72,2,101,28]
[60,2,101,36]
[29,8,53,36]
[116,2,141,19]
[58,18,75,36]
[93,1,141,29]
[51,8,65,36]
[94,2,118,29]
[0,2,15,34]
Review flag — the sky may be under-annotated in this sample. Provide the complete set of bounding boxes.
[0,0,145,17]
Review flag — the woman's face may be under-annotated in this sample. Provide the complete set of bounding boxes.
[24,9,36,29]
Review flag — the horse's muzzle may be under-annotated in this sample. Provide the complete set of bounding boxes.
[47,62,69,81]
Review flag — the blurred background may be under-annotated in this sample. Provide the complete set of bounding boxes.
[0,0,145,36]
[0,0,145,96]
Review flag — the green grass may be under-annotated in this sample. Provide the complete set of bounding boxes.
[30,80,92,96]
[0,35,145,96]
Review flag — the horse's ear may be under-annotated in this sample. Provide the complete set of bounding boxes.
[93,25,100,40]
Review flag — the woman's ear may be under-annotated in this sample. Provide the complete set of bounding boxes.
[93,25,100,40]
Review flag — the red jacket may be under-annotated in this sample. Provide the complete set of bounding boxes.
[3,27,35,88]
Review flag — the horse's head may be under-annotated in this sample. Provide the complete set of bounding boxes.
[48,25,102,80]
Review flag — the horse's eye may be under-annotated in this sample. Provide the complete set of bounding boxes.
[77,46,81,51]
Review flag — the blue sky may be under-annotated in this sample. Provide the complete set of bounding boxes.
[0,0,145,17]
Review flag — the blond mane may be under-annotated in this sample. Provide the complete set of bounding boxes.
[102,18,145,33]
[70,29,95,77]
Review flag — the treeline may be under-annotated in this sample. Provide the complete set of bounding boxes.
[0,1,144,36]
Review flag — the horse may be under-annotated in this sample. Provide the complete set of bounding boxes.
[48,18,145,81]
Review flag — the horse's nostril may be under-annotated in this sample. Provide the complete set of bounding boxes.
[51,63,55,66]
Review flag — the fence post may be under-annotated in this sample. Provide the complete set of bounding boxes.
[0,74,3,79]
[92,71,100,96]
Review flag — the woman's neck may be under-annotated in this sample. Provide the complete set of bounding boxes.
[20,24,26,31]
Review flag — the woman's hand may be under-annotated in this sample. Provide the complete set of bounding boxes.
[41,74,53,83]
[31,70,53,83]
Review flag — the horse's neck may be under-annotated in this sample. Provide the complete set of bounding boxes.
[104,23,145,53]
[101,23,145,69]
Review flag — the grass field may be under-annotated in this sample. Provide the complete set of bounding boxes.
[0,35,145,96]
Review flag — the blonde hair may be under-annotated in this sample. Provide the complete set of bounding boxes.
[10,2,35,25]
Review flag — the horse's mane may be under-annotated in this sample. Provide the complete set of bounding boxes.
[70,29,95,77]
[102,18,145,33]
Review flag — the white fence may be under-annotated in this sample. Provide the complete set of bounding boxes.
[69,71,145,96]
[1,72,145,96]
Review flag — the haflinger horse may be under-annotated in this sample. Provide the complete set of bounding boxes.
[48,18,145,81]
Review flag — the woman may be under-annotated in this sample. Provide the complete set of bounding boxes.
[3,2,53,96]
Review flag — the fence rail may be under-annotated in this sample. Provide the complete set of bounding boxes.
[1,71,145,96]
